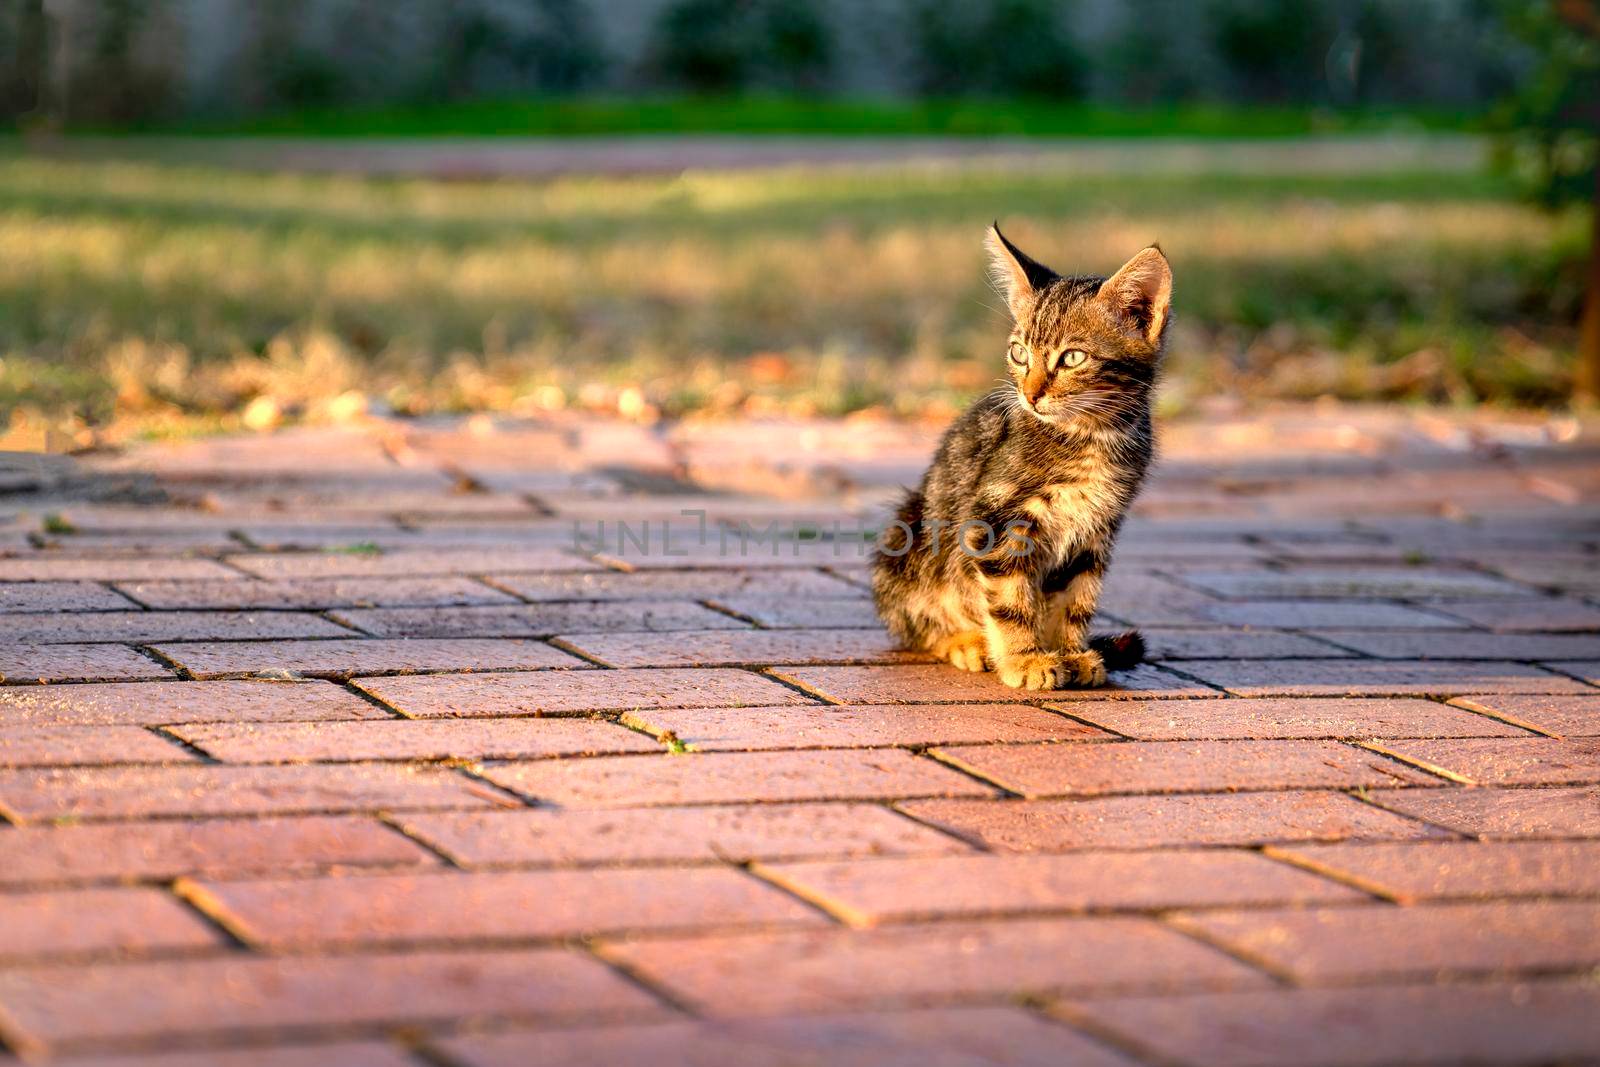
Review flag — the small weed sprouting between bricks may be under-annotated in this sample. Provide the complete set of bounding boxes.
[326,541,382,555]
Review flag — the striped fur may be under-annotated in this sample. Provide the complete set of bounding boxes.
[872,227,1171,689]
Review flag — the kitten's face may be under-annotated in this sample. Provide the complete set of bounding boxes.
[988,227,1173,427]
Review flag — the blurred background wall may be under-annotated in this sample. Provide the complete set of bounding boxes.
[8,0,1528,123]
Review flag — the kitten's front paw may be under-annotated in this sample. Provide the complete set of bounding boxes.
[1060,649,1107,688]
[997,651,1064,690]
[932,631,988,672]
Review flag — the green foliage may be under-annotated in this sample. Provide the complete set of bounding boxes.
[908,0,1085,99]
[647,0,834,94]
[1491,0,1599,207]
[431,0,605,99]
[174,97,1477,139]
[0,0,46,121]
[1208,0,1338,103]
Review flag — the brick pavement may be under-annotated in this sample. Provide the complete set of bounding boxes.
[0,406,1597,1065]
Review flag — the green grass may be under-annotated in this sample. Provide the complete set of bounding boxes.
[0,145,1585,446]
[117,97,1484,140]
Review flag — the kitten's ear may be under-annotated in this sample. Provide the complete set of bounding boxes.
[1098,246,1173,345]
[985,223,1056,318]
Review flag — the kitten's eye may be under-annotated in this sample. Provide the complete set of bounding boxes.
[1061,349,1088,368]
[1007,342,1028,367]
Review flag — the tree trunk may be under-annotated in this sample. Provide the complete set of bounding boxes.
[1578,159,1600,403]
[3,0,47,120]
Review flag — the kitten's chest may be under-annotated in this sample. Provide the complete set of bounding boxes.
[1020,459,1138,562]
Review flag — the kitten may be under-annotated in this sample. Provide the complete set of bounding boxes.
[872,224,1170,689]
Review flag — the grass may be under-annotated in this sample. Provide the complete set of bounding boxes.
[128,98,1484,140]
[0,145,1587,446]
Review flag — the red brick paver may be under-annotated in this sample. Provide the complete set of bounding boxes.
[0,949,656,1054]
[0,887,221,961]
[620,702,1108,750]
[0,816,434,885]
[117,576,520,609]
[1271,839,1600,901]
[226,547,598,578]
[1174,658,1590,696]
[600,918,1267,1014]
[0,762,492,820]
[0,610,352,644]
[172,717,660,762]
[192,868,822,948]
[899,791,1450,851]
[933,739,1441,797]
[1051,696,1524,740]
[357,666,813,716]
[758,850,1363,925]
[0,582,138,612]
[774,663,1220,702]
[334,600,743,637]
[1064,979,1600,1067]
[0,725,195,767]
[0,679,390,725]
[1366,785,1600,838]
[399,803,967,866]
[1364,736,1600,786]
[482,749,997,808]
[48,1043,420,1067]
[441,1008,1141,1067]
[559,626,927,667]
[1451,693,1600,736]
[0,644,172,684]
[8,409,1600,1063]
[1176,900,1600,981]
[155,637,585,678]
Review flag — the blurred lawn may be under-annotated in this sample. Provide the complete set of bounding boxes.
[0,148,1587,445]
[153,99,1479,139]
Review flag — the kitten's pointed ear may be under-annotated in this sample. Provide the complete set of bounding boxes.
[1098,246,1173,345]
[986,223,1056,318]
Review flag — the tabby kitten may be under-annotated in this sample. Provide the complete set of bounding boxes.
[872,225,1171,689]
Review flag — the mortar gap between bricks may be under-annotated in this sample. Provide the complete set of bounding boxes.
[739,859,859,926]
[404,1035,472,1067]
[1443,696,1558,738]
[148,724,221,763]
[1532,662,1600,690]
[884,800,999,852]
[170,877,258,950]
[698,597,766,628]
[584,939,703,1018]
[1351,740,1477,785]
[1036,702,1137,739]
[545,637,621,668]
[1159,911,1299,986]
[212,556,267,578]
[453,765,543,809]
[1341,786,1472,839]
[134,643,193,679]
[752,667,840,705]
[1033,1000,1183,1067]
[921,748,1024,798]
[1256,844,1404,903]
[1133,661,1228,693]
[468,573,530,602]
[378,812,468,869]
[313,608,369,635]
[339,679,415,719]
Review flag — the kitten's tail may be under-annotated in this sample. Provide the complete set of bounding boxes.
[1089,630,1145,672]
